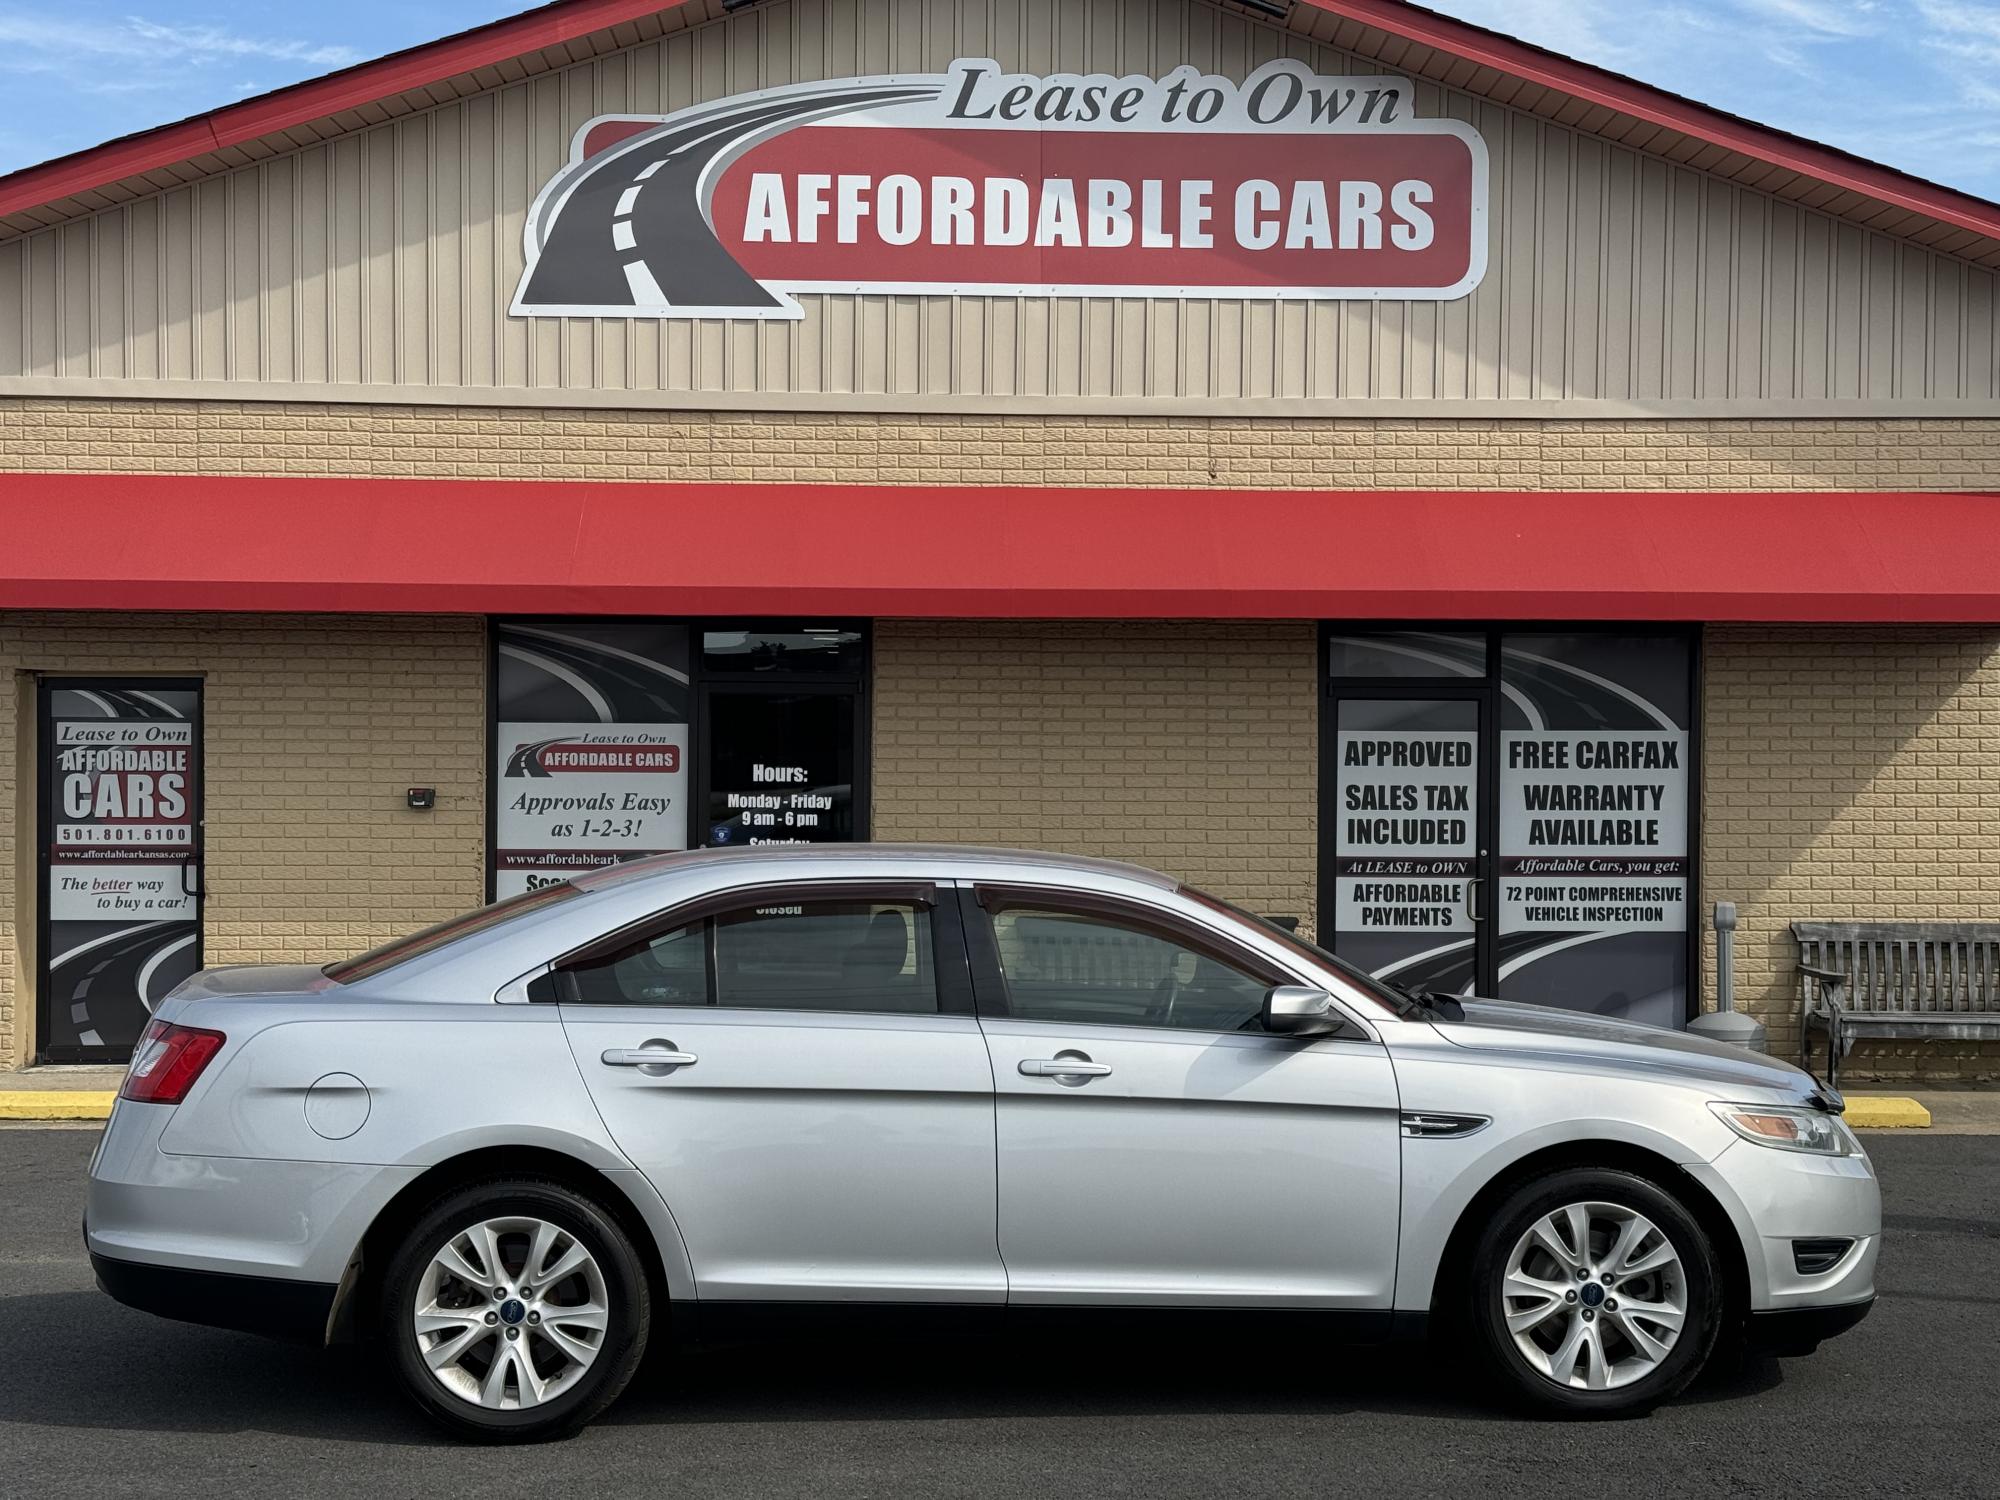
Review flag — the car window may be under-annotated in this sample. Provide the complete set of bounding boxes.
[567,919,709,1007]
[560,898,938,1015]
[986,903,1274,1033]
[716,900,936,1014]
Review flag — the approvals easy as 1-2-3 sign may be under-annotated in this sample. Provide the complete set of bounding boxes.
[511,58,1488,320]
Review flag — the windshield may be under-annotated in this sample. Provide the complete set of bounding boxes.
[323,882,584,984]
[1176,885,1406,1015]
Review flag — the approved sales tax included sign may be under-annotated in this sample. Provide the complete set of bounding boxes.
[512,59,1488,320]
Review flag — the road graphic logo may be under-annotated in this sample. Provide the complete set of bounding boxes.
[510,58,1488,320]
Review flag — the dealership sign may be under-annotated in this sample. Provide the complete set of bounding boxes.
[512,58,1488,320]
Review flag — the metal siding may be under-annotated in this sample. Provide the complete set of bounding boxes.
[3,0,1996,407]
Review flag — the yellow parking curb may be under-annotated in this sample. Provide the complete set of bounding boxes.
[0,1091,116,1121]
[1843,1096,1932,1129]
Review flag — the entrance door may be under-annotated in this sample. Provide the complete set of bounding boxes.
[37,679,203,1062]
[698,687,861,848]
[1321,630,1697,1026]
[1325,692,1489,999]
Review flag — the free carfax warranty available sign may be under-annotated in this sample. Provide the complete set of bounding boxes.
[511,58,1489,320]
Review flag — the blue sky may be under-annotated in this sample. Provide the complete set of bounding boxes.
[2,0,1998,199]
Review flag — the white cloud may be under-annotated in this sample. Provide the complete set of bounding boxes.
[1737,0,1882,37]
[123,18,359,68]
[1424,0,2000,198]
[0,11,358,74]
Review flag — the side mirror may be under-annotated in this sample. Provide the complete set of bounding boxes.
[1262,985,1343,1037]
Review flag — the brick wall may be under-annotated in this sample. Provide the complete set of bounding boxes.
[2,399,1999,489]
[872,621,1319,926]
[6,398,2000,1080]
[1703,626,2000,1083]
[0,614,486,1065]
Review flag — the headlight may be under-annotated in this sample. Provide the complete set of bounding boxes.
[1708,1101,1853,1156]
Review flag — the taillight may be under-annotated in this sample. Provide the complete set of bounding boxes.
[120,1019,226,1105]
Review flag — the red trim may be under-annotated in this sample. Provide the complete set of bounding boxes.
[1,0,1996,247]
[2,473,1996,622]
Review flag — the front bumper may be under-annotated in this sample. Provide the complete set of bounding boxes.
[90,1246,336,1344]
[1747,1296,1875,1355]
[1685,1132,1882,1311]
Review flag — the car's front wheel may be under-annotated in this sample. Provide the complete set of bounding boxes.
[381,1178,651,1442]
[1470,1167,1721,1416]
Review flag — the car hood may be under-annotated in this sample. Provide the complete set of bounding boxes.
[1423,997,1828,1102]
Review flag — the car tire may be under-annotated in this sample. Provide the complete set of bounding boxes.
[381,1177,651,1442]
[1469,1167,1721,1417]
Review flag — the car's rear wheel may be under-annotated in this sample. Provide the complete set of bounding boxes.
[1470,1167,1721,1417]
[381,1178,650,1442]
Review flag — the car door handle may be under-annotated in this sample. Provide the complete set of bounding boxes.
[601,1046,698,1069]
[1019,1057,1111,1079]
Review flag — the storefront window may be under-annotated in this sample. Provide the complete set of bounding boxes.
[1324,631,1487,680]
[1323,626,1695,1026]
[489,620,870,894]
[701,626,867,675]
[491,622,693,897]
[1495,634,1691,1030]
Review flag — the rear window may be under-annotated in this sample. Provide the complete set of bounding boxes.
[323,882,583,984]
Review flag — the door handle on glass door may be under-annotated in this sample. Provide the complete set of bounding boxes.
[1019,1057,1112,1079]
[601,1044,698,1071]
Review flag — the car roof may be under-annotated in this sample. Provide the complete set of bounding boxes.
[569,843,1176,893]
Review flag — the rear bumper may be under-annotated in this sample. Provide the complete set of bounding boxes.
[1746,1296,1875,1355]
[90,1248,336,1344]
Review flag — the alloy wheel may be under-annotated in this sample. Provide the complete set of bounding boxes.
[412,1215,611,1410]
[1500,1200,1687,1391]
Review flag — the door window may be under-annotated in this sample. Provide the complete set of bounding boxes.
[559,897,937,1015]
[984,900,1275,1033]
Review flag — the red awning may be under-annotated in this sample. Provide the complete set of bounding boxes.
[1,472,1996,621]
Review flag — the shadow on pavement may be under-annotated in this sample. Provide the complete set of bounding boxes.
[0,1289,1787,1445]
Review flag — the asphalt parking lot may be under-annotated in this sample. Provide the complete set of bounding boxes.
[2,1129,1994,1499]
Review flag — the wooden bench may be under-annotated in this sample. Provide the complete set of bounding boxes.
[1792,921,2000,1086]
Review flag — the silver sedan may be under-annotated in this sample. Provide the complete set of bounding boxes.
[86,845,1878,1440]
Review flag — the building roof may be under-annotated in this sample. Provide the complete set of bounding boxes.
[1,0,1997,265]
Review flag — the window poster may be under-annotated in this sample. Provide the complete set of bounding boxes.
[1495,634,1691,1029]
[41,684,202,1057]
[1331,698,1480,997]
[492,623,692,897]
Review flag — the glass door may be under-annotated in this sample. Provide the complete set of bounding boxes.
[38,678,203,1062]
[1325,692,1489,998]
[698,686,860,847]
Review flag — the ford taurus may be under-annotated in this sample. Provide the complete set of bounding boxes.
[85,845,1877,1440]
